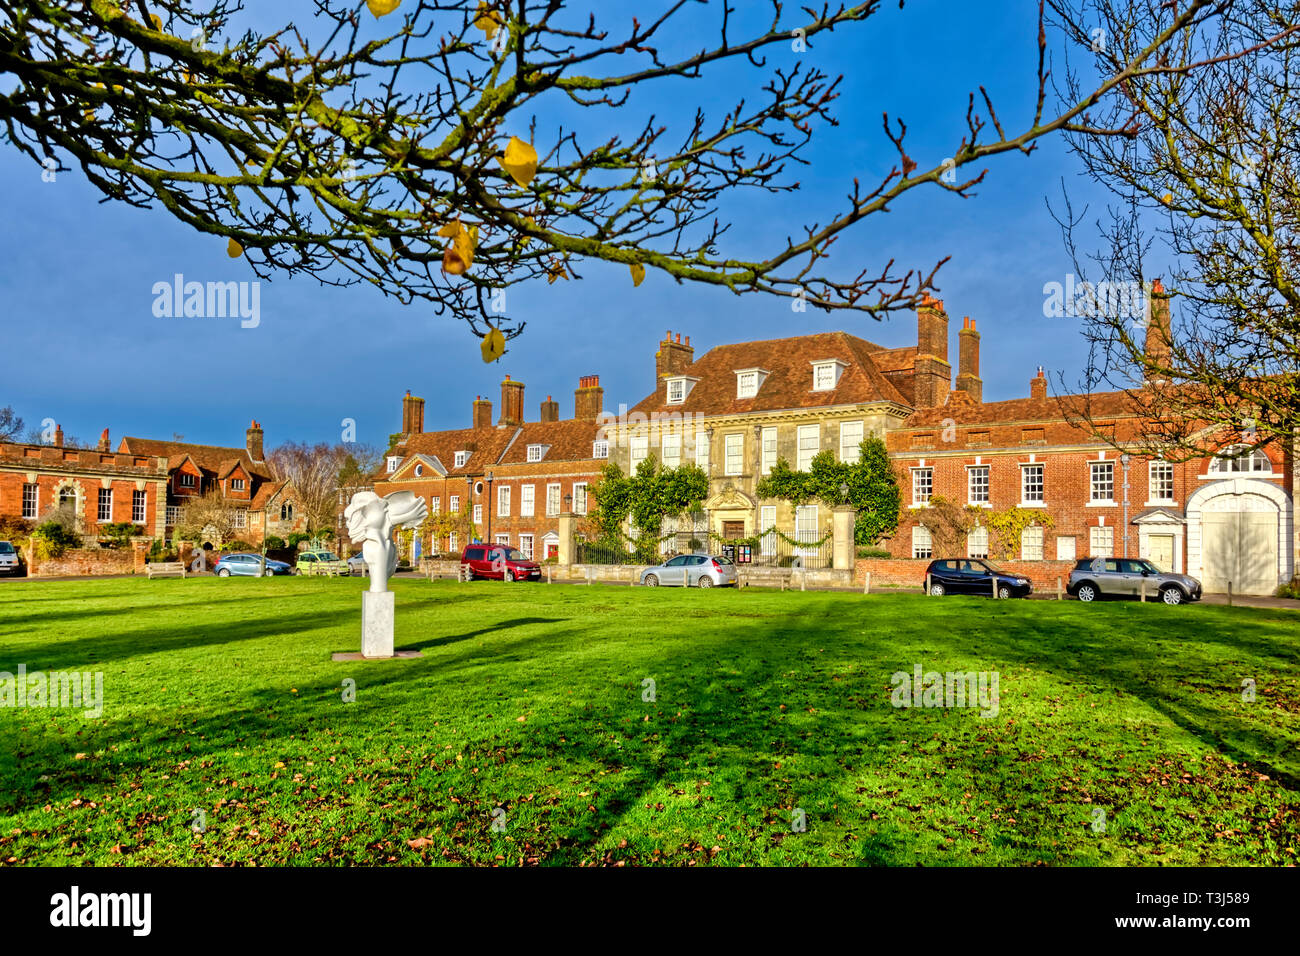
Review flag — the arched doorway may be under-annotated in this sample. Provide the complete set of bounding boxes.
[1188,477,1292,595]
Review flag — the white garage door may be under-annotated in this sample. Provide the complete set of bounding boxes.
[1202,511,1278,595]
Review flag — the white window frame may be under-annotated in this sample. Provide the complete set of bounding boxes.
[519,534,534,559]
[911,467,933,506]
[794,504,819,554]
[761,427,778,475]
[967,465,989,505]
[724,433,744,476]
[911,525,933,559]
[232,508,248,530]
[760,505,777,556]
[546,483,561,517]
[1021,463,1044,504]
[736,371,759,399]
[527,444,544,463]
[630,435,649,472]
[593,440,609,459]
[796,424,819,472]
[450,494,461,514]
[521,485,535,517]
[695,430,710,471]
[1089,525,1114,557]
[967,525,989,559]
[386,456,400,473]
[97,488,112,522]
[473,503,483,525]
[1148,460,1174,503]
[431,496,441,514]
[454,450,469,468]
[165,505,181,526]
[132,489,147,523]
[661,433,681,468]
[498,485,510,517]
[1090,461,1115,503]
[22,483,38,519]
[449,532,458,554]
[1208,444,1272,474]
[811,359,847,392]
[573,482,588,516]
[495,533,510,546]
[839,420,863,464]
[1020,524,1044,561]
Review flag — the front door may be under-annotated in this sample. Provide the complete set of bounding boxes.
[1146,534,1175,572]
[722,520,745,539]
[1203,510,1278,595]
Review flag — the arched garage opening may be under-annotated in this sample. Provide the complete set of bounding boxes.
[1187,478,1293,595]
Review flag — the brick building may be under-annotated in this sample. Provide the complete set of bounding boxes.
[117,421,306,545]
[0,426,169,538]
[374,380,607,559]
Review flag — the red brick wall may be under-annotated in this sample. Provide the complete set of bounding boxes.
[856,557,1075,592]
[29,547,139,578]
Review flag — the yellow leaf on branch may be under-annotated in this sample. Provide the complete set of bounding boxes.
[227,238,244,258]
[630,262,646,287]
[475,2,503,39]
[440,221,477,275]
[497,136,538,188]
[480,326,506,363]
[367,0,402,17]
[546,260,568,284]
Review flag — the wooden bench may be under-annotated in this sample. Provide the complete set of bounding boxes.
[145,562,188,579]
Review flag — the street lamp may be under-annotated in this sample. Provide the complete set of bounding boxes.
[839,482,850,504]
[564,493,572,511]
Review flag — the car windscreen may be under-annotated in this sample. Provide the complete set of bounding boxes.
[0,543,14,554]
[978,561,1006,574]
[498,548,526,562]
[319,554,339,562]
[713,555,734,565]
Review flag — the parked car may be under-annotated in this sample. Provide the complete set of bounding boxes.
[0,541,24,577]
[296,550,349,576]
[640,554,738,588]
[1067,557,1201,605]
[922,558,1033,599]
[214,553,292,577]
[460,544,541,582]
[346,552,368,575]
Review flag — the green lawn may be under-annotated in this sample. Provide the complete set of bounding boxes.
[0,576,1296,866]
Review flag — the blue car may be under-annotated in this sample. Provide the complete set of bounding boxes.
[214,552,292,577]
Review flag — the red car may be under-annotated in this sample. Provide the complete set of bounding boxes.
[460,544,541,582]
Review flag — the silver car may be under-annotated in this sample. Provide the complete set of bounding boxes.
[1067,557,1202,605]
[0,541,23,577]
[640,554,738,588]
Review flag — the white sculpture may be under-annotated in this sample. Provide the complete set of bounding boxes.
[344,490,428,593]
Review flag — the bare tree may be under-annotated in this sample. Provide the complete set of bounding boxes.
[0,0,1227,345]
[0,405,23,442]
[173,488,237,542]
[267,440,353,532]
[1047,0,1300,460]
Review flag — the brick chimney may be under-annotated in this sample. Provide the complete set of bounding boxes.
[97,428,110,452]
[656,330,694,385]
[246,419,264,461]
[500,375,525,427]
[540,395,559,423]
[1030,367,1048,401]
[1144,278,1172,384]
[401,390,425,435]
[574,375,604,421]
[912,293,951,408]
[472,395,493,430]
[954,316,982,403]
[53,424,63,448]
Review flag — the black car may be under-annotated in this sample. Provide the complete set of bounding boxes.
[922,558,1033,599]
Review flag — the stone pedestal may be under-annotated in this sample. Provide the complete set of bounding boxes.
[832,505,857,571]
[361,591,395,658]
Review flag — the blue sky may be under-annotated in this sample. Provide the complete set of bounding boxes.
[0,1,1116,451]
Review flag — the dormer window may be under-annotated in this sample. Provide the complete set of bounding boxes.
[231,478,246,491]
[665,376,699,405]
[811,359,848,392]
[593,440,609,459]
[454,450,470,468]
[386,457,401,473]
[735,368,769,399]
[527,444,546,463]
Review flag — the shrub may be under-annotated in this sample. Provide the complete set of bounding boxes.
[32,520,82,559]
[857,546,892,559]
[1275,578,1300,600]
[98,522,142,549]
[287,532,311,550]
[222,540,256,552]
[263,534,286,551]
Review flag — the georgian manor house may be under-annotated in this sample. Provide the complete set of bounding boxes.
[379,292,1296,595]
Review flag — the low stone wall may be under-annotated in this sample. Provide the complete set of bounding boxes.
[422,557,851,588]
[28,545,145,578]
[855,557,1076,592]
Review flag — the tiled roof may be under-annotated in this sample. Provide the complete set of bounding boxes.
[118,437,270,479]
[398,426,520,475]
[897,388,1141,428]
[627,331,912,418]
[496,419,602,465]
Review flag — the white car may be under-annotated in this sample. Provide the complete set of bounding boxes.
[640,554,738,588]
[0,541,23,576]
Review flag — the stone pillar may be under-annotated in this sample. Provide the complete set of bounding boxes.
[558,511,575,566]
[361,591,395,658]
[832,505,856,571]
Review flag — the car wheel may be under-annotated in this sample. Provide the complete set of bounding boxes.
[929,582,945,597]
[1076,583,1097,602]
[504,570,515,582]
[698,575,713,588]
[1160,586,1184,606]
[263,568,274,577]
[645,574,659,587]
[218,568,231,577]
[997,584,1012,600]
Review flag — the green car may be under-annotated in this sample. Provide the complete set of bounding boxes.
[295,550,349,576]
